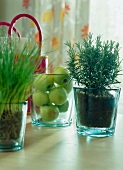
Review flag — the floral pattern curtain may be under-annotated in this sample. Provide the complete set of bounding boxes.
[22,0,90,71]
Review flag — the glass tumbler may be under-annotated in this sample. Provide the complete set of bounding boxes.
[0,102,27,152]
[74,87,121,137]
[31,73,74,127]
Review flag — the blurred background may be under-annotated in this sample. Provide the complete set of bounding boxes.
[0,0,123,86]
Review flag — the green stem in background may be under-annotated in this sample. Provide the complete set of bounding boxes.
[8,13,42,55]
[0,21,20,37]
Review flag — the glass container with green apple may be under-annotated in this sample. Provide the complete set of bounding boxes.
[31,66,74,127]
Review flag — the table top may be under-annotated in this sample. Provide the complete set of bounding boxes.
[0,112,123,170]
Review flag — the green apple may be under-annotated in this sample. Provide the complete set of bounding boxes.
[33,74,54,92]
[57,100,69,112]
[32,90,49,106]
[61,80,73,94]
[52,66,70,85]
[49,87,67,105]
[40,105,59,121]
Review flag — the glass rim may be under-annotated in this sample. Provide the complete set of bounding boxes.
[0,101,27,104]
[34,73,70,75]
[73,86,121,91]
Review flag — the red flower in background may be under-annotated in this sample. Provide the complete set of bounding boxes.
[52,7,54,16]
[23,0,30,9]
[81,24,89,38]
[34,32,40,45]
[65,3,70,14]
[52,37,60,49]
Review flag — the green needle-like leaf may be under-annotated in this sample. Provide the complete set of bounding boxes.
[0,37,40,116]
[65,33,122,88]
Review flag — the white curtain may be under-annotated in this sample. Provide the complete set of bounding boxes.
[89,0,123,44]
[89,0,123,88]
[89,0,123,87]
[22,0,90,72]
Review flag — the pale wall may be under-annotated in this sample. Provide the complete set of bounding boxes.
[0,0,23,31]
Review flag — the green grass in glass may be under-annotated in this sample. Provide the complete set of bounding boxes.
[0,37,40,140]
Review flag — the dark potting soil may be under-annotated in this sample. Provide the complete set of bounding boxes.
[76,91,116,127]
[0,110,22,140]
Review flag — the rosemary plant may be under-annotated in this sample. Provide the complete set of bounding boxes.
[0,37,40,117]
[66,33,122,88]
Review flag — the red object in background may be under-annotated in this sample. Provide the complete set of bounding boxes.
[34,56,48,74]
[22,0,30,9]
[27,56,48,115]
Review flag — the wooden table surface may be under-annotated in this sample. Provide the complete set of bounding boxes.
[0,112,123,170]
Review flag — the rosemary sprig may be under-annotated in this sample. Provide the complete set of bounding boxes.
[65,33,122,88]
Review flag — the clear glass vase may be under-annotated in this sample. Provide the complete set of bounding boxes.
[74,87,121,137]
[0,102,27,152]
[31,74,74,127]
